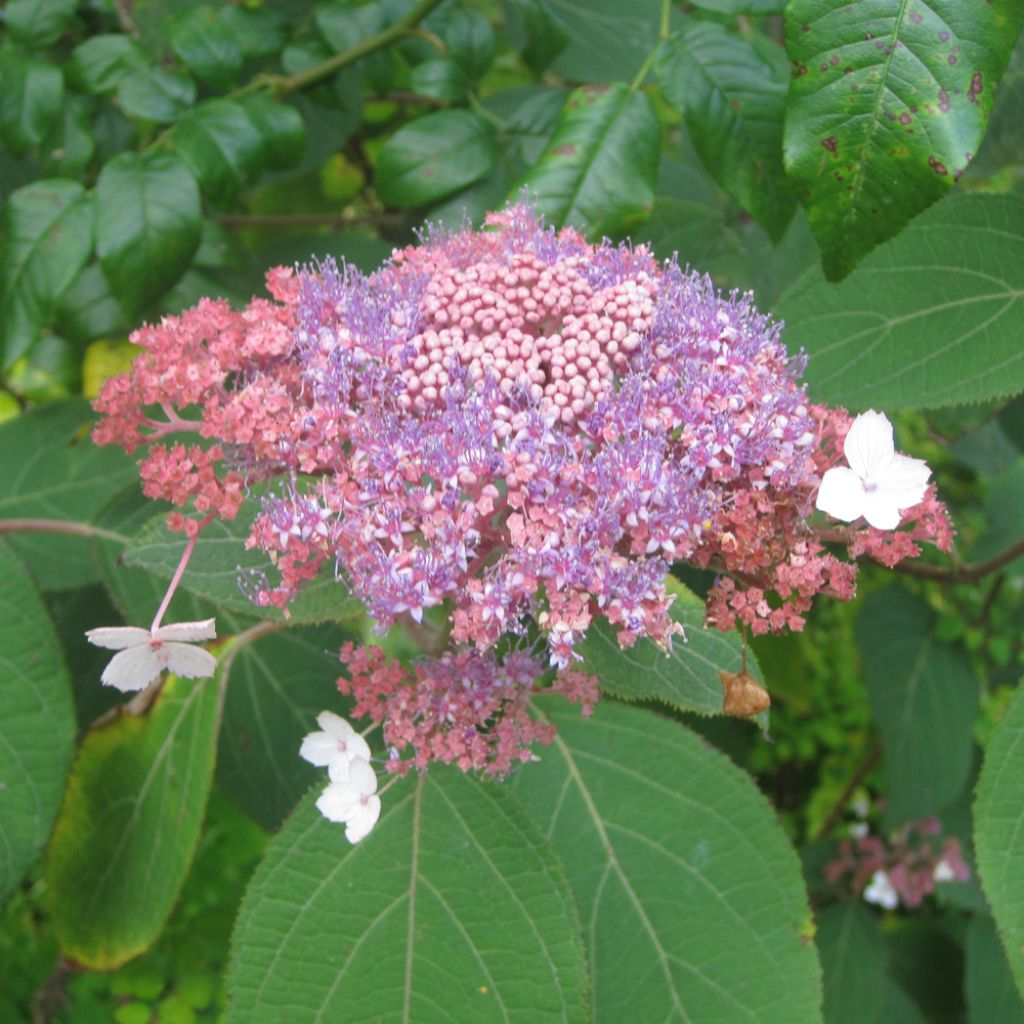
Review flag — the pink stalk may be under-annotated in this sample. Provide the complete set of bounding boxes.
[150,512,215,632]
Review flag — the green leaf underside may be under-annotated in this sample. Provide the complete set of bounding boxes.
[512,700,820,1023]
[96,151,202,319]
[516,84,661,238]
[965,914,1024,1022]
[45,671,221,969]
[0,399,136,589]
[784,0,1024,280]
[123,502,364,625]
[656,23,793,241]
[216,625,348,830]
[374,109,498,208]
[975,682,1024,1003]
[2,179,94,369]
[856,588,978,824]
[226,770,587,1023]
[817,902,887,1024]
[778,193,1024,410]
[0,540,76,906]
[581,579,766,724]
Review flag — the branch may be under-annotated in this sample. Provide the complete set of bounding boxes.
[814,742,882,841]
[271,0,448,96]
[0,518,128,544]
[891,536,1024,584]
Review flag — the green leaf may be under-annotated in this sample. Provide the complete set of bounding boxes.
[816,902,887,1024]
[95,151,202,320]
[168,6,243,90]
[0,399,136,589]
[777,194,1024,410]
[172,99,265,206]
[45,669,222,969]
[219,5,289,60]
[689,0,785,11]
[856,587,978,824]
[375,109,498,208]
[226,770,588,1023]
[122,503,365,625]
[0,51,64,156]
[512,700,820,1023]
[409,59,468,103]
[514,0,569,75]
[581,578,766,721]
[431,7,495,82]
[66,34,140,94]
[216,625,354,831]
[975,682,1024,1002]
[485,86,567,175]
[115,66,196,125]
[2,179,94,368]
[655,24,793,242]
[5,0,78,50]
[968,460,1024,575]
[0,540,76,907]
[55,262,131,345]
[39,95,96,179]
[964,914,1024,1023]
[784,0,1024,280]
[545,0,666,84]
[517,84,661,238]
[238,94,307,171]
[314,0,394,94]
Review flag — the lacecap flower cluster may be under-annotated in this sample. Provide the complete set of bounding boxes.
[92,202,951,804]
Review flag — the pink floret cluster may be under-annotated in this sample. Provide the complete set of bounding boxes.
[92,201,951,772]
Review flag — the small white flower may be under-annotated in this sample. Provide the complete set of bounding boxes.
[933,859,956,883]
[85,619,217,692]
[863,869,899,910]
[816,410,931,530]
[848,822,869,840]
[315,755,381,844]
[299,711,371,771]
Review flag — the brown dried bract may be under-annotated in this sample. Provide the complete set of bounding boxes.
[719,669,771,718]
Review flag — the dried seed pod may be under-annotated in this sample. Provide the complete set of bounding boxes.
[719,669,770,718]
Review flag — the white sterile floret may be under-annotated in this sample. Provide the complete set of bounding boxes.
[315,755,381,844]
[299,710,371,770]
[85,619,217,692]
[816,410,931,531]
[932,859,956,883]
[863,869,899,910]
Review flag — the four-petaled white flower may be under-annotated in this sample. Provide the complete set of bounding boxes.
[316,755,381,844]
[816,410,931,531]
[85,619,218,692]
[932,859,956,883]
[863,869,899,910]
[299,711,371,769]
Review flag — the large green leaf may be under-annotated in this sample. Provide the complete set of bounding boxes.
[116,66,196,125]
[512,700,820,1023]
[964,914,1024,1023]
[226,770,588,1023]
[95,151,202,320]
[516,84,661,238]
[544,0,665,83]
[975,682,1024,1002]
[172,99,265,206]
[238,94,306,171]
[375,110,498,208]
[1,179,93,368]
[581,578,766,722]
[0,541,76,907]
[5,0,78,50]
[123,504,364,625]
[216,625,349,830]
[778,193,1024,410]
[656,24,793,241]
[168,6,244,90]
[856,588,978,824]
[784,0,1024,280]
[816,902,887,1024]
[0,51,63,156]
[46,668,222,969]
[66,34,140,94]
[0,399,136,589]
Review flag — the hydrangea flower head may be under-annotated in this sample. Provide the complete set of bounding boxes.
[91,200,951,775]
